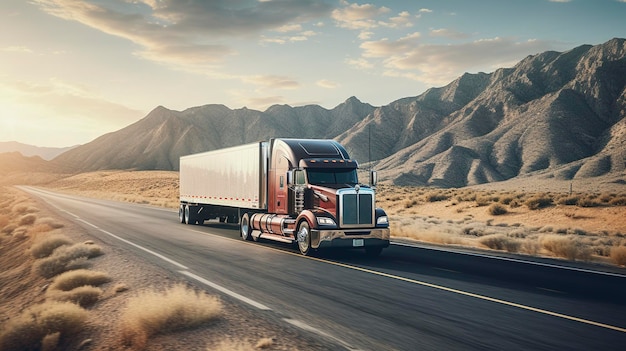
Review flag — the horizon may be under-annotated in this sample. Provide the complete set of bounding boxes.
[1,0,625,148]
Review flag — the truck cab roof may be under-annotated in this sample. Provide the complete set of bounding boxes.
[271,138,358,169]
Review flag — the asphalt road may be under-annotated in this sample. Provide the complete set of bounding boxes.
[22,187,626,351]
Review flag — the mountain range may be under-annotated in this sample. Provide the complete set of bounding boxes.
[7,38,626,188]
[0,141,76,161]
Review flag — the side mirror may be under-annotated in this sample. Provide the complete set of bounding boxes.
[370,170,378,186]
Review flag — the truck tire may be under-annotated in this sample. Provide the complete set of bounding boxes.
[184,205,196,225]
[179,204,186,224]
[240,213,252,241]
[296,221,312,256]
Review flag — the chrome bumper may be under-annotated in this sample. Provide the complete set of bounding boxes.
[310,228,390,249]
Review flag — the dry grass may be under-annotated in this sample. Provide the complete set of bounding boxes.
[30,234,73,259]
[33,242,104,278]
[18,213,37,226]
[540,235,592,261]
[479,234,521,252]
[47,285,104,307]
[610,246,626,266]
[488,203,508,215]
[120,284,223,350]
[48,269,111,291]
[525,195,553,210]
[0,301,88,351]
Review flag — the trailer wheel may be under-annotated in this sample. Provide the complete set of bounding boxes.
[184,205,195,225]
[179,204,186,224]
[240,213,253,241]
[296,221,311,256]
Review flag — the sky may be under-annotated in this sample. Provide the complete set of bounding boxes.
[1,0,625,148]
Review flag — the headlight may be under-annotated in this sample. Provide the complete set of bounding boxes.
[376,216,389,225]
[317,217,336,226]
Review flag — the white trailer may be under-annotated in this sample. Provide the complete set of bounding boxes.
[179,142,268,224]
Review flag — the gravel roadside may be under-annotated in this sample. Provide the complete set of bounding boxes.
[20,189,338,351]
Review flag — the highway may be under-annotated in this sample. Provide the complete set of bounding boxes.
[22,187,626,351]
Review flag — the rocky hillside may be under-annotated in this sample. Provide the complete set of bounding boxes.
[53,97,375,171]
[369,38,626,186]
[52,38,626,187]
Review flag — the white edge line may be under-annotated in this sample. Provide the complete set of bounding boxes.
[73,216,189,270]
[283,318,361,351]
[391,241,626,278]
[179,270,271,311]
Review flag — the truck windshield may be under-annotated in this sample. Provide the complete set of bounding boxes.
[306,168,358,185]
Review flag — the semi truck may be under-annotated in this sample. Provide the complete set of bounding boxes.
[179,138,390,257]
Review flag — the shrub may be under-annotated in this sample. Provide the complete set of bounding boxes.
[48,286,103,307]
[525,195,553,210]
[120,284,222,350]
[34,243,103,278]
[404,199,418,208]
[610,246,626,266]
[30,234,73,259]
[558,196,580,206]
[1,224,17,235]
[541,235,592,261]
[577,196,600,208]
[49,269,111,292]
[18,214,37,226]
[479,234,521,252]
[0,301,88,351]
[424,192,449,202]
[37,217,65,229]
[609,196,626,206]
[499,196,515,205]
[488,203,508,215]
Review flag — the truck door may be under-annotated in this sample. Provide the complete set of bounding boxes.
[274,155,288,214]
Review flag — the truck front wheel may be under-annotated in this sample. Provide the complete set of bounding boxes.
[240,213,252,241]
[296,221,312,256]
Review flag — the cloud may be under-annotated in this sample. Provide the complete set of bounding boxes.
[345,57,374,70]
[33,0,332,68]
[316,79,341,89]
[242,75,300,89]
[360,36,554,86]
[1,46,34,53]
[332,2,390,30]
[429,28,469,40]
[381,11,413,28]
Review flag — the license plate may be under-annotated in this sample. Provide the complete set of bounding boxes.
[353,239,364,247]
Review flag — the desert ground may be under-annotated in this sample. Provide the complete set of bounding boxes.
[2,170,625,350]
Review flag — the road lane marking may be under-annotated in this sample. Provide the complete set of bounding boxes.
[283,319,362,351]
[179,271,271,310]
[34,193,190,271]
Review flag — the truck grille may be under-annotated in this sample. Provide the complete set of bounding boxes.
[339,190,374,227]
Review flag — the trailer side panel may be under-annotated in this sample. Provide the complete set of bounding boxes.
[180,142,267,210]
